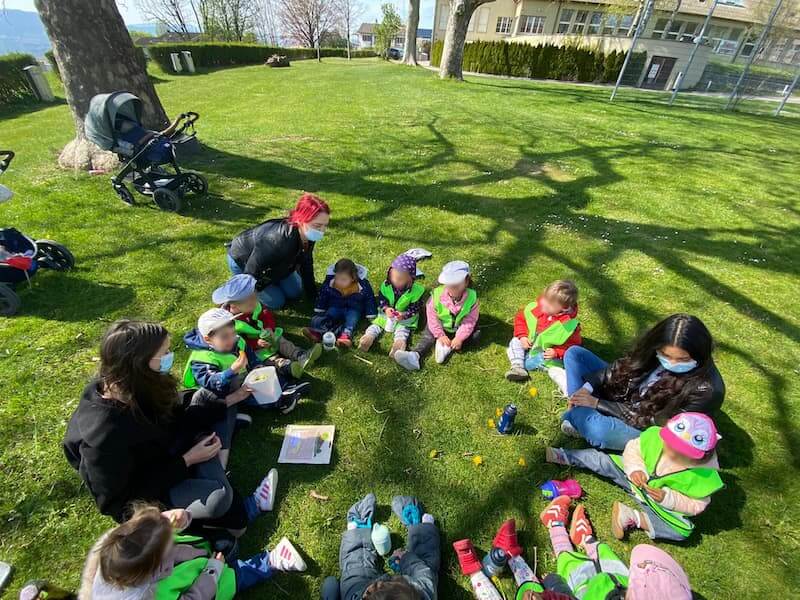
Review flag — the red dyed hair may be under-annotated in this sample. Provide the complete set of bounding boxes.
[287,193,330,227]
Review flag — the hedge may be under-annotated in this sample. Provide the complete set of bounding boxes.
[0,53,37,105]
[146,42,377,71]
[431,40,646,84]
[46,47,148,80]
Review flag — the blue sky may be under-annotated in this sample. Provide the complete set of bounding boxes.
[3,0,435,29]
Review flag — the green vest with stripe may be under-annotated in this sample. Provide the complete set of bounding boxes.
[373,281,426,329]
[232,302,283,360]
[523,301,580,368]
[556,543,628,600]
[154,535,236,600]
[432,286,477,333]
[610,426,724,538]
[515,581,544,599]
[182,337,246,389]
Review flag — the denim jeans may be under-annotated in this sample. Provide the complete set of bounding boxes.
[226,253,302,309]
[562,406,641,451]
[563,345,609,396]
[311,307,361,336]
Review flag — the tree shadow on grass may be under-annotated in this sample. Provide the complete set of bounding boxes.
[11,276,135,321]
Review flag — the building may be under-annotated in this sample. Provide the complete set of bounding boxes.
[432,0,800,90]
[357,23,433,51]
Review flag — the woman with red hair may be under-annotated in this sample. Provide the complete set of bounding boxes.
[227,194,331,309]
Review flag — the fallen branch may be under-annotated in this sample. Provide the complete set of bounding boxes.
[378,416,389,440]
[351,353,374,366]
[310,490,330,501]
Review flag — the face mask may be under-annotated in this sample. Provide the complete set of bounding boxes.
[657,352,697,374]
[158,351,175,373]
[305,227,324,242]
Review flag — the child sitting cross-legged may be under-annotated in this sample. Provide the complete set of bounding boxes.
[395,261,479,371]
[546,412,723,542]
[212,274,322,378]
[303,258,378,348]
[80,504,306,600]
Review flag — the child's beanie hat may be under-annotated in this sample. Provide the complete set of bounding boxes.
[660,412,721,460]
[390,253,418,278]
[627,544,691,600]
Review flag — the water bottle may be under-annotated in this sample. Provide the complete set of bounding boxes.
[322,331,336,351]
[496,404,517,434]
[481,547,507,578]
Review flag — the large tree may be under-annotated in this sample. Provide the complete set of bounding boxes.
[374,2,401,59]
[35,0,168,170]
[333,0,364,59]
[135,0,193,35]
[402,0,420,66]
[438,0,491,79]
[280,0,335,52]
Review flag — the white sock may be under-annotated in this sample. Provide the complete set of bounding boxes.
[422,513,434,524]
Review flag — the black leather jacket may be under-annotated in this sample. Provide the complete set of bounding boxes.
[586,358,725,429]
[227,218,316,298]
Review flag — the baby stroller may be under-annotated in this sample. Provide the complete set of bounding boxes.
[0,151,75,316]
[84,91,208,212]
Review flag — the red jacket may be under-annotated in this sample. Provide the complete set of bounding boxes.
[236,303,277,352]
[513,297,581,359]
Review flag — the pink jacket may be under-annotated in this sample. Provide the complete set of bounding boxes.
[426,290,480,342]
[623,437,719,516]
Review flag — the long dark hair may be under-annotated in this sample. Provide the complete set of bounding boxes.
[608,314,714,427]
[99,320,178,423]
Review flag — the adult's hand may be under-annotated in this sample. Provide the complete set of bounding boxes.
[183,433,221,467]
[568,387,599,409]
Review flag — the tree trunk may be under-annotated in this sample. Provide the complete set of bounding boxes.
[439,0,480,79]
[35,0,169,170]
[402,0,420,66]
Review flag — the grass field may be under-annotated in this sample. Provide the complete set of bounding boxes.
[1,58,799,598]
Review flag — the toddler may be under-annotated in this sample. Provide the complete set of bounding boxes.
[359,254,425,356]
[546,412,723,542]
[304,258,378,348]
[395,260,479,371]
[505,279,581,394]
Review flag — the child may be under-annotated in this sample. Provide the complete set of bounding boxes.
[303,258,378,348]
[79,504,306,600]
[321,494,440,600]
[359,254,425,357]
[183,308,307,415]
[546,412,723,542]
[212,274,321,378]
[395,261,479,371]
[505,280,581,394]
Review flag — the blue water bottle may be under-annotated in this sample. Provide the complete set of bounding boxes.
[496,403,518,434]
[481,547,508,578]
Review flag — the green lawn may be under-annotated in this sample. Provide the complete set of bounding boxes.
[1,58,799,598]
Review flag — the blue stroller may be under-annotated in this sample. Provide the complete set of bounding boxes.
[0,151,75,316]
[84,92,208,212]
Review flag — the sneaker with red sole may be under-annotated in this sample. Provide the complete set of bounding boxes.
[492,519,523,557]
[337,333,353,348]
[302,328,322,342]
[569,504,594,548]
[540,495,571,528]
[453,539,482,575]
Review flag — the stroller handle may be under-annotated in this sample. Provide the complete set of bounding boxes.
[174,112,199,137]
[0,150,15,174]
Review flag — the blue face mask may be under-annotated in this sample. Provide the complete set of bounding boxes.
[158,351,175,373]
[305,227,324,242]
[656,352,697,374]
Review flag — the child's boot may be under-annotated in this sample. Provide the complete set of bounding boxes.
[269,537,307,571]
[358,332,376,352]
[347,493,376,529]
[394,350,421,371]
[453,539,483,575]
[545,447,569,466]
[391,495,423,526]
[611,501,649,540]
[336,332,353,348]
[505,366,529,382]
[389,339,406,358]
[505,339,530,382]
[569,504,594,548]
[492,519,523,557]
[540,495,571,528]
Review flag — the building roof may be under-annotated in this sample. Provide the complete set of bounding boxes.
[357,22,433,38]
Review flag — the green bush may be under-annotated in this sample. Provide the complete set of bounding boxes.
[0,53,37,105]
[46,47,148,80]
[430,39,645,84]
[146,42,376,71]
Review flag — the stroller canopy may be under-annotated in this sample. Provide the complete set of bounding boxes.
[85,92,143,151]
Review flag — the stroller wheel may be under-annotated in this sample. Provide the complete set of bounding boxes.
[113,183,135,206]
[153,187,182,212]
[183,173,208,196]
[35,240,75,271]
[0,284,20,316]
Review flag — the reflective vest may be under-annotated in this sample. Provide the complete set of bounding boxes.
[155,535,235,600]
[556,543,629,599]
[373,281,425,329]
[233,301,283,360]
[182,337,246,389]
[523,301,579,368]
[610,426,724,538]
[432,286,477,333]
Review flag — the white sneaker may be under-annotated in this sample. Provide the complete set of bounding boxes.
[434,341,452,364]
[561,420,581,438]
[254,468,278,512]
[269,537,307,572]
[394,350,421,371]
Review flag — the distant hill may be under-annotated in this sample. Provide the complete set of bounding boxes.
[0,9,49,57]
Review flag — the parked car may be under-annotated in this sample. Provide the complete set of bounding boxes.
[386,47,403,60]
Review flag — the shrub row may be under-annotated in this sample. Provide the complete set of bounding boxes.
[0,53,37,105]
[46,47,148,80]
[146,42,377,71]
[431,40,646,84]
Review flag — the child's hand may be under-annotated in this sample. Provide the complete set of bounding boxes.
[163,508,192,531]
[645,485,666,503]
[543,348,557,360]
[630,470,648,487]
[519,336,532,350]
[437,336,451,347]
[231,351,248,373]
[257,338,271,348]
[384,307,395,317]
[450,338,463,351]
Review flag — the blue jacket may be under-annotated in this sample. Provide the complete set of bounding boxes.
[314,276,378,318]
[183,329,261,397]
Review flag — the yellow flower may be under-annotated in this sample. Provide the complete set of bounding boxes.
[429,449,440,459]
[529,387,539,398]
[472,455,484,467]
[518,457,527,467]
[495,407,503,418]
[487,418,496,429]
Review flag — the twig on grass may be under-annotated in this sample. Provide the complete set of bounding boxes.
[378,416,389,440]
[372,404,390,414]
[310,490,329,501]
[351,353,374,366]
[359,432,367,450]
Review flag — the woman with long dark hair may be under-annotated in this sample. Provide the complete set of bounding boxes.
[63,320,277,533]
[561,314,725,451]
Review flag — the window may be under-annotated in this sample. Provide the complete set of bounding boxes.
[768,37,787,62]
[786,40,800,65]
[588,12,602,34]
[438,4,449,30]
[363,34,373,43]
[496,16,512,34]
[572,11,588,34]
[521,15,546,34]
[739,30,758,56]
[652,18,669,38]
[665,20,684,40]
[603,15,617,36]
[618,15,634,36]
[476,7,490,33]
[706,25,730,51]
[679,23,699,43]
[557,9,573,34]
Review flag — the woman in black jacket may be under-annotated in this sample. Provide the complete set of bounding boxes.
[63,320,277,533]
[561,314,725,451]
[226,193,331,309]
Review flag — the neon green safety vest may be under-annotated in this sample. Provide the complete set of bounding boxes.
[516,581,545,599]
[154,534,236,600]
[373,281,426,329]
[232,301,283,360]
[432,286,477,333]
[556,543,629,600]
[610,426,724,538]
[523,301,580,368]
[182,337,247,389]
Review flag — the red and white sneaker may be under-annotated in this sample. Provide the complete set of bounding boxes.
[254,468,278,512]
[453,539,482,576]
[540,495,571,528]
[569,504,594,548]
[269,537,307,572]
